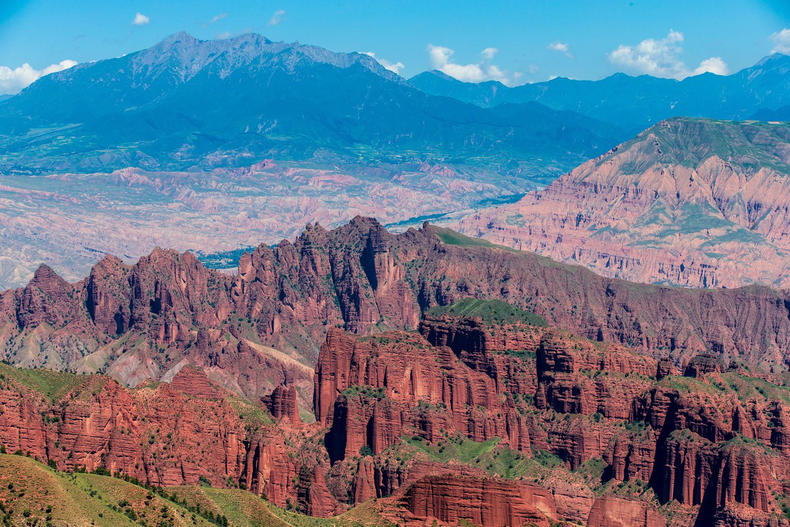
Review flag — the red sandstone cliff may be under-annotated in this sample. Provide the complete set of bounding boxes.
[1,218,790,525]
[0,366,311,510]
[312,315,790,526]
[3,217,790,407]
[398,474,558,527]
[458,118,790,289]
[1,310,789,525]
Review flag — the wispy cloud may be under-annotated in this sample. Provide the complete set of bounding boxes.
[210,13,228,24]
[427,44,519,85]
[362,52,405,75]
[132,12,150,26]
[771,28,790,54]
[547,41,571,58]
[480,47,498,61]
[269,9,285,26]
[0,59,77,95]
[608,30,727,79]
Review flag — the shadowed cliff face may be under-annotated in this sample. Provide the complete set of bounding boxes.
[2,217,790,407]
[460,118,790,289]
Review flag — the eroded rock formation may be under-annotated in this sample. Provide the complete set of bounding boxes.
[1,308,789,525]
[4,217,790,405]
[398,475,558,527]
[311,314,790,525]
[1,218,790,525]
[0,367,309,508]
[459,118,790,289]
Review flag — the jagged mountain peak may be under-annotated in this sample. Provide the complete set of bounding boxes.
[0,32,620,175]
[121,31,400,85]
[22,31,402,102]
[156,30,200,46]
[750,52,790,70]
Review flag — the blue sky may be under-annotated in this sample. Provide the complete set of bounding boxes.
[0,0,789,93]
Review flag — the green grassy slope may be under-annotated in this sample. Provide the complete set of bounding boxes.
[0,454,390,527]
[425,298,547,326]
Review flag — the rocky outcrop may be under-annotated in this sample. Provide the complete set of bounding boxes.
[0,365,311,510]
[1,307,790,525]
[654,431,785,512]
[4,217,790,406]
[587,496,665,527]
[353,456,377,504]
[684,354,723,378]
[265,384,300,423]
[313,316,790,525]
[167,365,221,399]
[2,218,790,524]
[459,118,790,289]
[536,330,657,419]
[15,264,76,330]
[399,475,557,527]
[712,504,787,527]
[316,327,531,461]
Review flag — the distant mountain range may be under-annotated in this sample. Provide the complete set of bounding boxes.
[1,33,790,291]
[3,35,787,177]
[459,117,790,288]
[410,53,790,132]
[0,35,629,290]
[0,32,620,175]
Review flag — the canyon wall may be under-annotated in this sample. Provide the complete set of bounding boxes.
[3,217,790,406]
[459,118,790,289]
[311,314,790,525]
[1,309,789,525]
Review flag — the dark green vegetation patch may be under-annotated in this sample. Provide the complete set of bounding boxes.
[432,226,514,250]
[426,298,547,326]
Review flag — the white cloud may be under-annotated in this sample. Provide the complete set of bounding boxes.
[210,13,228,24]
[427,44,519,85]
[216,32,232,40]
[548,41,571,57]
[608,29,686,77]
[480,47,498,60]
[771,28,790,54]
[132,12,150,26]
[0,59,77,95]
[608,30,728,79]
[694,56,728,76]
[362,52,405,75]
[268,9,285,26]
